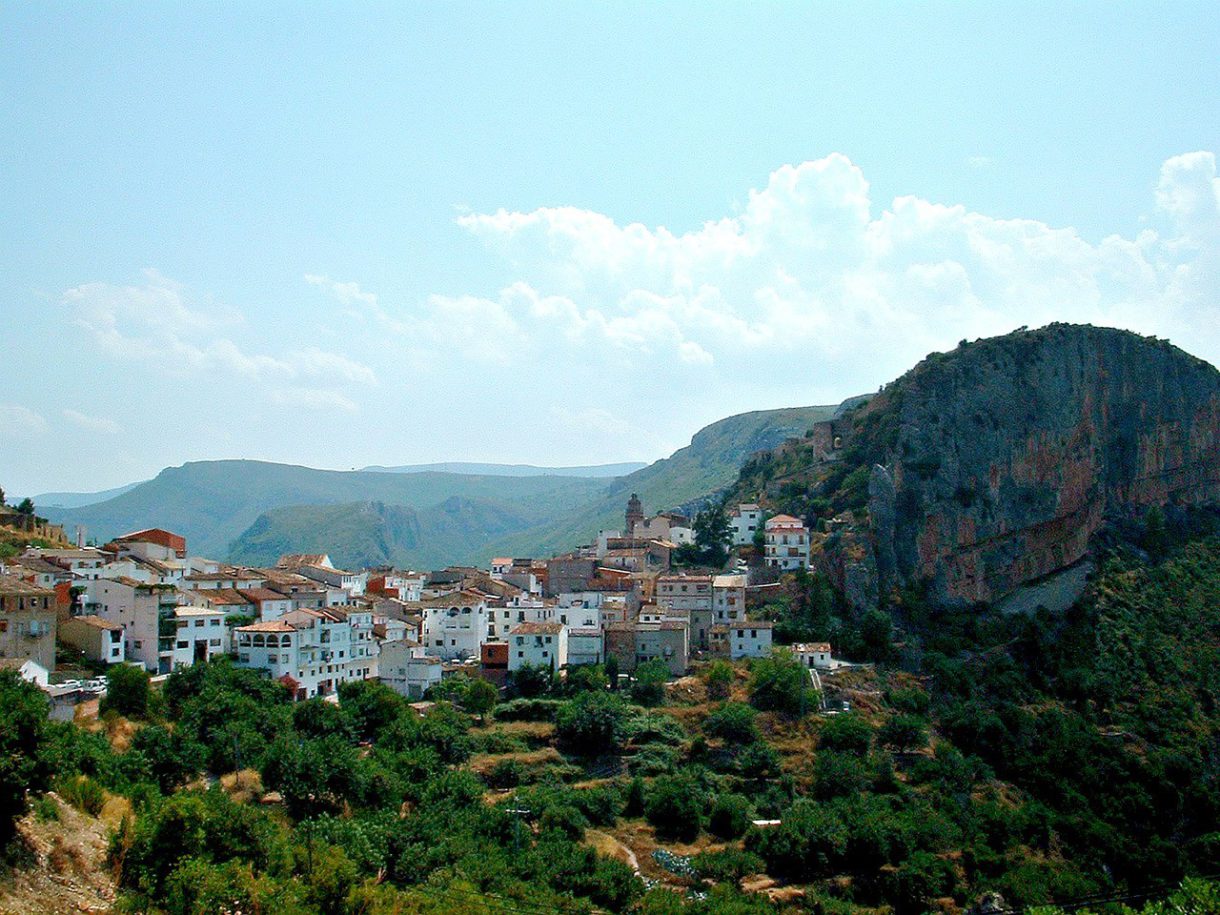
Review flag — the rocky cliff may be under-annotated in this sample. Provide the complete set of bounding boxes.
[739,324,1220,608]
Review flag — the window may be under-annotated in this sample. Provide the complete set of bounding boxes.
[176,640,188,649]
[195,619,204,627]
[210,638,221,647]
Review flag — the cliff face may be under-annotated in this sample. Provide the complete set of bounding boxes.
[750,325,1220,608]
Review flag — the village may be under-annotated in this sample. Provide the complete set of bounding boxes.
[0,494,841,711]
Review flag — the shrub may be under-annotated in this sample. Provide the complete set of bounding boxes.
[738,741,782,779]
[704,702,759,744]
[645,773,707,842]
[878,714,928,753]
[819,712,873,756]
[692,848,765,883]
[705,660,734,700]
[56,775,106,817]
[493,698,563,722]
[486,759,523,789]
[556,692,627,755]
[708,793,752,840]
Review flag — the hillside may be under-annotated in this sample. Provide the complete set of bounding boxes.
[228,497,536,570]
[478,404,844,561]
[44,405,842,568]
[731,324,1220,609]
[42,462,609,560]
[7,529,1219,914]
[362,461,646,478]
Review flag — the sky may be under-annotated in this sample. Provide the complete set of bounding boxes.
[2,2,1218,495]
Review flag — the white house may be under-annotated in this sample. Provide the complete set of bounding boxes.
[728,619,774,659]
[730,503,764,546]
[508,622,568,672]
[298,564,368,597]
[234,608,364,700]
[377,639,441,698]
[566,628,604,667]
[420,590,489,660]
[82,577,182,674]
[171,607,229,669]
[712,573,747,623]
[764,515,810,571]
[793,642,833,669]
[486,598,555,641]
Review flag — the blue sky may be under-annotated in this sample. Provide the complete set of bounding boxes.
[2,3,1218,494]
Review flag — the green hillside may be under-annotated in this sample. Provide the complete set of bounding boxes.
[477,403,844,562]
[42,461,610,560]
[228,497,535,571]
[44,404,845,567]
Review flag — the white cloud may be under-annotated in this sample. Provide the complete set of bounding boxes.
[66,271,377,411]
[62,409,121,434]
[433,150,1220,385]
[298,152,1219,466]
[268,387,359,412]
[0,404,48,438]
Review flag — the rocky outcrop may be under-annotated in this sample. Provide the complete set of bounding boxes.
[755,325,1220,608]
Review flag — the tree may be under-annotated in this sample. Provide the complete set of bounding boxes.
[818,712,874,756]
[645,772,707,842]
[0,671,51,841]
[705,660,733,700]
[694,507,732,567]
[631,659,669,707]
[0,485,6,505]
[605,654,620,691]
[129,724,206,793]
[509,662,553,698]
[16,497,34,516]
[748,649,817,717]
[704,702,759,744]
[464,678,498,723]
[556,691,627,754]
[101,663,151,718]
[878,714,927,753]
[708,793,752,840]
[565,664,609,694]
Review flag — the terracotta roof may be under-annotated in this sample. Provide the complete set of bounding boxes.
[238,588,290,602]
[68,614,122,630]
[236,620,295,633]
[510,622,564,635]
[567,627,602,637]
[729,619,774,629]
[175,607,225,618]
[765,514,805,527]
[794,642,832,652]
[659,621,688,631]
[194,588,253,606]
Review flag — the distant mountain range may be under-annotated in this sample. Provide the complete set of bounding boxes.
[361,461,646,478]
[42,404,842,569]
[25,482,144,510]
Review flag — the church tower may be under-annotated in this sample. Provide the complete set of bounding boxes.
[625,493,644,536]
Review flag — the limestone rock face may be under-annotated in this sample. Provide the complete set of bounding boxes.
[862,325,1220,605]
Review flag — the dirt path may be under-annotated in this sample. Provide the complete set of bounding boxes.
[584,829,640,873]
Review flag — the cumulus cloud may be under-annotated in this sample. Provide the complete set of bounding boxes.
[424,151,1220,389]
[66,270,376,410]
[297,151,1220,465]
[62,409,121,434]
